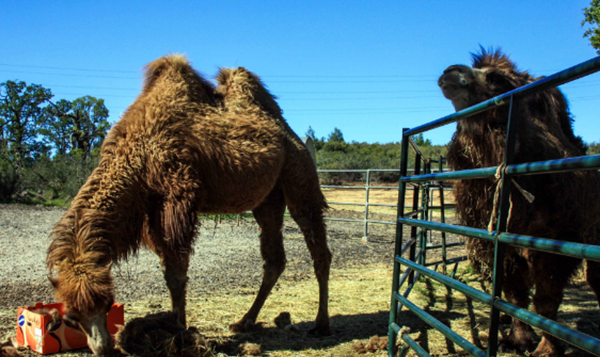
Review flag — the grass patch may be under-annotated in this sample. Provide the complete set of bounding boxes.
[4,264,599,356]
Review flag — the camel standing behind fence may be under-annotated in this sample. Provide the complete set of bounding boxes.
[439,48,600,357]
[46,55,332,356]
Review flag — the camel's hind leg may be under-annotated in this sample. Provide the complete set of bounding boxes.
[499,251,535,353]
[283,169,332,335]
[230,186,287,333]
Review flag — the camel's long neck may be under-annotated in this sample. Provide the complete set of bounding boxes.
[449,120,507,171]
[51,150,148,266]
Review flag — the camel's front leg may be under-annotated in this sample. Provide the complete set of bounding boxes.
[160,254,190,327]
[530,252,581,357]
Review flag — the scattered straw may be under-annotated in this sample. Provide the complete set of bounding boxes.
[351,335,388,353]
[0,338,24,357]
[236,342,262,356]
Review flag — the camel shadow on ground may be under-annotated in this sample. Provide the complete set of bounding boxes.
[214,275,600,356]
[212,309,464,355]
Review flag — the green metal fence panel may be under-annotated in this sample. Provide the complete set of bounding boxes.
[498,233,600,262]
[393,292,487,357]
[395,256,492,305]
[388,54,600,357]
[494,300,600,356]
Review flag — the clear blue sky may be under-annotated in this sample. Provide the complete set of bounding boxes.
[2,1,599,146]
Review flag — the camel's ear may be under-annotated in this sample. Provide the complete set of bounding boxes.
[472,68,486,78]
[485,69,519,90]
[48,276,59,289]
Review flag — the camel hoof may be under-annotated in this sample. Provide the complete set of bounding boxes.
[229,319,255,333]
[498,338,534,354]
[499,313,512,324]
[531,338,565,357]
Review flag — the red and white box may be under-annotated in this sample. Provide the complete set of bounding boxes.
[16,302,124,354]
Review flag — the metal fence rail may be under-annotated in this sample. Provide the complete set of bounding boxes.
[317,168,453,240]
[388,54,600,357]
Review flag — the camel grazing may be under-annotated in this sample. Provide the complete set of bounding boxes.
[46,55,332,356]
[438,48,600,356]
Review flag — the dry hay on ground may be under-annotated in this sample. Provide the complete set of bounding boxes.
[352,335,388,353]
[0,339,22,357]
[115,312,211,357]
[2,263,599,356]
[236,342,262,356]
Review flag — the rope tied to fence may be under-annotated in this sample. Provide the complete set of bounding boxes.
[487,164,535,233]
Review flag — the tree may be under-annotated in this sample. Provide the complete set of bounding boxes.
[69,96,110,158]
[412,133,432,146]
[305,126,316,140]
[44,96,110,158]
[582,0,600,54]
[42,99,74,156]
[0,80,53,168]
[589,141,600,155]
[328,127,345,142]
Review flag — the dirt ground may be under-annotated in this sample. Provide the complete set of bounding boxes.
[1,194,599,357]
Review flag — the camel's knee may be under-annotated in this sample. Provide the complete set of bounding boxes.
[160,257,190,290]
[165,273,189,290]
[263,257,286,279]
[313,250,332,276]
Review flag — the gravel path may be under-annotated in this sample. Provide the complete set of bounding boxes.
[0,204,408,310]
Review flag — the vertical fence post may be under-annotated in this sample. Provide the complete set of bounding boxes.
[419,160,428,266]
[409,155,421,284]
[363,170,371,241]
[389,129,411,357]
[438,156,448,274]
[487,94,520,357]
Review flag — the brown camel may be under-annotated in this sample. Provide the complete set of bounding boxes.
[438,48,600,356]
[46,55,332,356]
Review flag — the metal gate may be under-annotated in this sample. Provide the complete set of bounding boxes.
[388,55,600,357]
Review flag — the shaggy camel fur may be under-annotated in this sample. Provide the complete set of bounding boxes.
[47,55,332,356]
[439,48,600,357]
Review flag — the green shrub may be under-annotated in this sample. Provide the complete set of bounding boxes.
[0,159,19,203]
[18,153,99,204]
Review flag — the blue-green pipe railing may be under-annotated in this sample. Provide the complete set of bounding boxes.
[494,300,600,356]
[398,217,495,242]
[499,233,600,262]
[393,292,487,357]
[389,55,600,357]
[401,154,600,184]
[396,256,492,305]
[398,217,600,262]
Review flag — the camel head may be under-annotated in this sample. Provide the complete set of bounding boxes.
[49,260,115,356]
[438,48,532,112]
[438,65,486,111]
